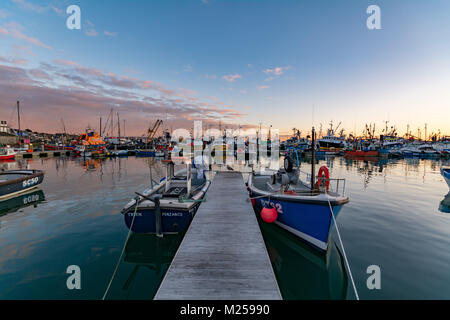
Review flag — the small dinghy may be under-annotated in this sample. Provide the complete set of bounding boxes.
[248,154,349,252]
[0,170,45,199]
[121,159,211,235]
[441,167,450,188]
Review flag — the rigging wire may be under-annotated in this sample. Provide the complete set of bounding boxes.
[102,201,139,300]
[327,197,360,300]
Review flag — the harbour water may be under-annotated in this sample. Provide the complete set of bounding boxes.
[0,156,449,299]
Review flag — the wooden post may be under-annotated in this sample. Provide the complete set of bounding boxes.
[154,196,163,238]
[186,162,191,197]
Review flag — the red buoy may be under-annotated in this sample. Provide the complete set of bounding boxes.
[261,207,278,223]
[250,198,256,206]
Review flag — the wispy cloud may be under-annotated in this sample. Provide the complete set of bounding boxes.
[12,0,46,13]
[222,74,242,82]
[263,66,291,76]
[85,29,99,37]
[85,20,98,37]
[257,85,269,90]
[104,31,117,37]
[0,22,52,50]
[184,64,193,72]
[204,74,217,79]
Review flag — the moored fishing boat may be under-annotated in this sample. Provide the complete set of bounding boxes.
[248,128,349,252]
[121,159,211,234]
[0,147,16,161]
[344,150,378,157]
[136,149,156,157]
[0,170,44,199]
[441,167,450,188]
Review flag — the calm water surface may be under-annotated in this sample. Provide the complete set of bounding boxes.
[0,156,449,299]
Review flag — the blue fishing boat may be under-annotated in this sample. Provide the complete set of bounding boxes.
[441,167,450,188]
[136,149,156,157]
[248,130,349,251]
[0,170,45,199]
[121,160,211,235]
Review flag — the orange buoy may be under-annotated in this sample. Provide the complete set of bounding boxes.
[317,166,330,191]
[261,207,278,223]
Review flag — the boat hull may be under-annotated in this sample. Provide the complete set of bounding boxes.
[0,170,45,199]
[136,150,156,157]
[124,203,201,234]
[442,168,450,188]
[344,150,378,157]
[251,193,344,251]
[0,154,15,161]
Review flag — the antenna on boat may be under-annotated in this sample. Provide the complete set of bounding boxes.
[311,126,316,190]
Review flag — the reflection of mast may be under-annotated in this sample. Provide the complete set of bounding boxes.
[117,113,121,138]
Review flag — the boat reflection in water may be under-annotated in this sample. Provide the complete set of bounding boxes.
[0,189,45,217]
[260,221,348,299]
[121,232,184,296]
[439,193,450,213]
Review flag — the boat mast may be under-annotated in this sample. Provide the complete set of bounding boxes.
[311,126,316,190]
[17,100,21,145]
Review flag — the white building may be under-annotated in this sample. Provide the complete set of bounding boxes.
[0,120,9,133]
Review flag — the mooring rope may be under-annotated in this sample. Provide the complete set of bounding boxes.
[102,201,139,300]
[327,197,360,300]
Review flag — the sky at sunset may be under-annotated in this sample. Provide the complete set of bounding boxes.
[0,0,449,138]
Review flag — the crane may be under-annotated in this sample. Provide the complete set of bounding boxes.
[147,119,163,143]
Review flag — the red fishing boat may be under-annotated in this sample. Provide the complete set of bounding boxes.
[344,150,378,157]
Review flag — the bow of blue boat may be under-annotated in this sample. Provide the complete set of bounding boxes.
[441,167,450,188]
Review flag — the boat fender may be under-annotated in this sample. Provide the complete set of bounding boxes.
[317,166,330,191]
[284,156,293,173]
[261,207,277,223]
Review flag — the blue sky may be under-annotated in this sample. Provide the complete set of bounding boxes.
[1,0,449,137]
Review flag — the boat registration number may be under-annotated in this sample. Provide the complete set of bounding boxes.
[23,177,39,187]
[260,199,283,214]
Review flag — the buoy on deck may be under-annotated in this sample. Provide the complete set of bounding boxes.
[261,207,277,223]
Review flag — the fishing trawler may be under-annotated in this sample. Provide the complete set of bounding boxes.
[121,158,211,234]
[248,128,349,251]
[317,121,347,151]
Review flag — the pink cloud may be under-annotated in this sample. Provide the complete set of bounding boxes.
[263,66,291,76]
[222,74,242,82]
[1,22,52,50]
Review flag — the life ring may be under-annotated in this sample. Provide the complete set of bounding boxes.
[317,166,330,191]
